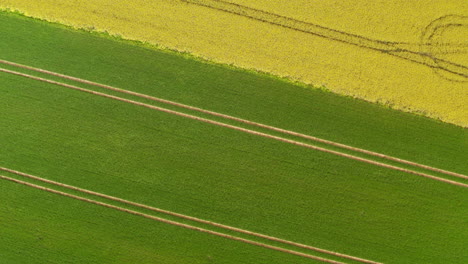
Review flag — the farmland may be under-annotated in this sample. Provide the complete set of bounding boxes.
[1,174,318,264]
[0,0,467,126]
[1,7,468,264]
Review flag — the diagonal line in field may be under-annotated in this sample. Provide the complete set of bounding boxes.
[0,167,380,264]
[1,67,467,188]
[0,59,466,181]
[0,175,344,264]
[0,173,348,264]
[180,0,468,80]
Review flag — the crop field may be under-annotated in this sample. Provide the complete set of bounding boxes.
[1,8,468,264]
[0,0,467,126]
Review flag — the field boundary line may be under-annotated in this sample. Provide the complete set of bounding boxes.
[0,167,380,264]
[1,59,466,180]
[0,173,347,264]
[1,67,467,188]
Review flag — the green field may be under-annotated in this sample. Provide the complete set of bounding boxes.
[1,11,467,264]
[0,176,318,264]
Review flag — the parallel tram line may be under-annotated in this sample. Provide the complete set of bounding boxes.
[0,5,465,263]
[1,63,465,261]
[0,173,347,264]
[1,67,467,188]
[0,167,379,264]
[0,59,466,181]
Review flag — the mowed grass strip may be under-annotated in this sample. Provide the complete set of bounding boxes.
[2,70,467,263]
[0,11,466,175]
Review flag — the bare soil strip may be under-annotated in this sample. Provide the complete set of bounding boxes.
[0,167,381,264]
[0,59,466,180]
[0,174,348,264]
[1,67,467,188]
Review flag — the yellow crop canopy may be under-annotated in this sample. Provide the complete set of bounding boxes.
[1,0,467,126]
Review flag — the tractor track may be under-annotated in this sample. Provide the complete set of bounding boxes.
[0,59,466,182]
[0,168,381,264]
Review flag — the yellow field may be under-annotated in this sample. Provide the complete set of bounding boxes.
[1,0,467,126]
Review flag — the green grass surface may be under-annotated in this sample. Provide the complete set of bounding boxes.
[0,177,319,264]
[0,11,466,175]
[1,11,467,264]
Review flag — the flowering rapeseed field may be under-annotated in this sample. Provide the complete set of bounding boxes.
[0,0,466,126]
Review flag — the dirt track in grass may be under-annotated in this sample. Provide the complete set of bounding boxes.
[1,64,467,188]
[1,168,384,264]
[1,59,467,182]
